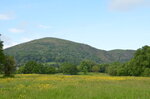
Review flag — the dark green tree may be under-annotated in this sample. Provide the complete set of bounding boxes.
[0,34,5,73]
[92,65,100,72]
[79,60,96,74]
[99,64,109,73]
[18,63,57,74]
[0,35,16,77]
[3,56,16,77]
[61,63,78,75]
[22,61,44,74]
[42,64,56,74]
[106,62,126,76]
[142,68,150,76]
[126,45,150,76]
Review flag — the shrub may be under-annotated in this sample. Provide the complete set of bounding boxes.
[92,65,100,72]
[142,68,150,76]
[61,63,78,75]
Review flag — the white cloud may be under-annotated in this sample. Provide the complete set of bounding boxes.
[1,36,34,49]
[1,35,33,49]
[9,28,24,33]
[109,0,147,11]
[0,35,18,49]
[38,24,51,29]
[0,13,14,20]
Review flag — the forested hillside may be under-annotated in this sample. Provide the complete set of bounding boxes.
[4,37,135,65]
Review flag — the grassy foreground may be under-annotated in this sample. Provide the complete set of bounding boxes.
[0,73,150,99]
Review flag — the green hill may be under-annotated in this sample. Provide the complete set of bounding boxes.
[4,37,135,64]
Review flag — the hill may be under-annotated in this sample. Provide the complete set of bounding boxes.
[4,37,135,64]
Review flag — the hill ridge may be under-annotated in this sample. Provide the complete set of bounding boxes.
[4,37,135,64]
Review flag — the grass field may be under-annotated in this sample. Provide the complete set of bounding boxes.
[0,73,150,99]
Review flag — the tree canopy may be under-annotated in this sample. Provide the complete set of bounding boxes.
[126,45,150,76]
[107,46,150,76]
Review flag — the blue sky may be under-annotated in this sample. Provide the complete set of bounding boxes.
[0,0,150,50]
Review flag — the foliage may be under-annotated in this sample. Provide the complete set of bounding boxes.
[0,40,5,73]
[16,66,25,74]
[43,65,56,74]
[21,61,43,74]
[125,45,150,76]
[3,55,16,77]
[106,62,128,76]
[92,65,100,72]
[61,63,78,75]
[107,46,150,76]
[98,64,109,73]
[106,62,119,76]
[79,60,96,73]
[19,61,56,74]
[82,65,88,74]
[0,37,16,77]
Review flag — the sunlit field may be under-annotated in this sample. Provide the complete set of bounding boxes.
[0,73,150,99]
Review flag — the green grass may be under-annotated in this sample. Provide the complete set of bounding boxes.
[0,73,150,99]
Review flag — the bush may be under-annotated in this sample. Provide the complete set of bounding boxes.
[107,66,118,76]
[16,66,25,74]
[22,61,44,74]
[61,63,78,75]
[92,65,100,72]
[142,68,150,76]
[79,60,96,74]
[106,62,123,76]
[44,65,56,74]
[18,61,57,74]
[116,65,128,76]
[99,64,109,73]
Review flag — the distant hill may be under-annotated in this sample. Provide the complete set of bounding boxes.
[4,37,135,64]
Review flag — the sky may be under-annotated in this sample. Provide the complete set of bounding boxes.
[0,0,150,50]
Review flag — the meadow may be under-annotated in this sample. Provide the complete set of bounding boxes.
[0,73,150,99]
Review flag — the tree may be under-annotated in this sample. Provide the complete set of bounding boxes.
[92,65,100,72]
[61,63,78,75]
[0,35,16,77]
[106,62,123,76]
[22,61,44,74]
[0,34,5,73]
[99,64,109,73]
[42,64,56,74]
[142,68,150,76]
[106,65,118,76]
[16,66,25,74]
[82,66,88,74]
[18,63,57,74]
[125,45,150,76]
[79,60,96,74]
[3,56,16,77]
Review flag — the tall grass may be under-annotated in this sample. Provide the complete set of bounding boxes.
[0,74,150,99]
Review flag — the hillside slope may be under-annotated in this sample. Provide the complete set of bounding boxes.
[4,37,135,64]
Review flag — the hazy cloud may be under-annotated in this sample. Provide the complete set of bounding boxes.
[0,13,14,20]
[38,24,51,29]
[9,28,25,33]
[109,0,148,11]
[1,35,17,49]
[1,35,33,48]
